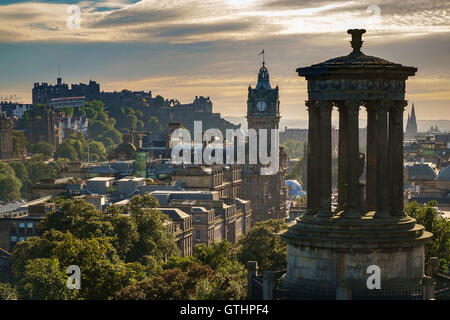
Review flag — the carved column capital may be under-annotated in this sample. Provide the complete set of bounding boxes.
[319,101,333,116]
[305,100,320,110]
[344,100,361,114]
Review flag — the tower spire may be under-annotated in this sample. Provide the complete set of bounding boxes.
[411,103,416,121]
[259,49,265,67]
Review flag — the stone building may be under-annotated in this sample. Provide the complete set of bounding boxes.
[281,29,432,299]
[169,197,251,245]
[0,202,55,252]
[280,127,308,145]
[0,111,14,160]
[172,164,242,199]
[32,77,100,105]
[158,208,193,257]
[27,108,63,147]
[240,62,288,224]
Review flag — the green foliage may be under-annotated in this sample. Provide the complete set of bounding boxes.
[0,162,15,177]
[405,201,450,272]
[38,199,114,239]
[113,262,246,300]
[38,196,179,265]
[12,131,28,157]
[286,157,304,184]
[11,230,148,300]
[194,241,241,273]
[0,283,18,300]
[8,162,28,182]
[30,141,55,160]
[54,133,107,162]
[238,219,288,271]
[25,161,57,182]
[0,176,22,201]
[281,140,304,159]
[19,258,78,300]
[60,106,74,117]
[0,163,22,201]
[124,195,180,264]
[77,100,121,150]
[54,142,78,161]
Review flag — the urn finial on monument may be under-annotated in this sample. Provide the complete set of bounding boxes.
[347,29,366,53]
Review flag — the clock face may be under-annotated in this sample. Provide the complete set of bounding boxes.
[256,101,266,112]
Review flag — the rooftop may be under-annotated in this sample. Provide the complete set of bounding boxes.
[88,177,115,182]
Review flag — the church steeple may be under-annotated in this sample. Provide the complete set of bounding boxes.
[406,102,418,135]
[410,103,416,122]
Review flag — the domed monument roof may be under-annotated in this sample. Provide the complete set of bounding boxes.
[437,165,450,181]
[297,29,416,78]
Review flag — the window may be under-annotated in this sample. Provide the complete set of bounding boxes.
[26,222,34,235]
[10,222,17,234]
[195,231,201,241]
[10,236,17,242]
[18,222,25,234]
[195,216,201,222]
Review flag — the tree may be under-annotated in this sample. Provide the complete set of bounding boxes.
[12,131,28,158]
[8,162,28,182]
[0,175,22,201]
[60,106,74,117]
[124,195,180,264]
[25,161,56,182]
[286,157,304,184]
[0,163,22,201]
[31,141,55,160]
[238,219,288,271]
[54,142,78,161]
[406,201,450,272]
[281,140,304,159]
[0,283,18,300]
[0,162,15,177]
[114,261,246,300]
[38,199,114,239]
[89,141,107,161]
[19,258,78,300]
[11,230,148,300]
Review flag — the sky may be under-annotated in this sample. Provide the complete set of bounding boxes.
[0,0,449,121]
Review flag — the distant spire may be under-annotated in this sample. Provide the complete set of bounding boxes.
[411,103,416,121]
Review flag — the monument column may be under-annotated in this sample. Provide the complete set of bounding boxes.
[306,101,320,216]
[337,102,348,211]
[374,101,391,218]
[318,101,333,217]
[365,102,377,211]
[342,100,361,217]
[390,100,407,217]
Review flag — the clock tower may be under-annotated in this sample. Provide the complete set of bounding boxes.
[240,60,287,224]
[246,61,280,135]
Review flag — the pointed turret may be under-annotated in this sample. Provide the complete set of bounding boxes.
[255,62,271,90]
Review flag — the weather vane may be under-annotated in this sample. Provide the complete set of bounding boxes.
[259,49,265,66]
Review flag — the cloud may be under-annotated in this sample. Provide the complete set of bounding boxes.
[1,0,449,43]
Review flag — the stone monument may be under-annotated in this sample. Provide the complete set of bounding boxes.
[281,29,432,299]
